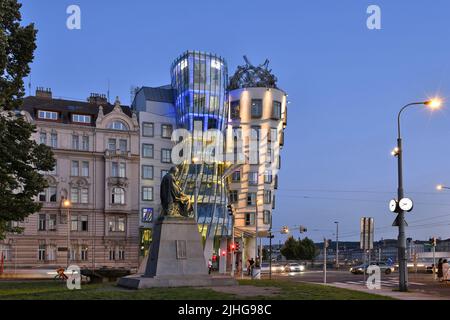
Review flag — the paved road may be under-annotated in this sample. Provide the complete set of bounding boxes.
[263,270,450,298]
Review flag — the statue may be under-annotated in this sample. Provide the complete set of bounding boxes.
[160,166,193,218]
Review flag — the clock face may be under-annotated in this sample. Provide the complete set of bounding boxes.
[389,199,398,213]
[399,198,414,212]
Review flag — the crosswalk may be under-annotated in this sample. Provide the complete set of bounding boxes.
[332,279,425,288]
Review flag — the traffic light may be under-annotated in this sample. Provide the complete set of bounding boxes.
[281,226,289,234]
[227,204,234,216]
[230,243,236,252]
[221,250,226,257]
[235,242,241,252]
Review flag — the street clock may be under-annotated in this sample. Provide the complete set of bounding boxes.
[399,198,414,212]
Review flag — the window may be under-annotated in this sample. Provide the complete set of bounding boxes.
[38,244,46,261]
[109,249,115,261]
[39,132,47,145]
[112,188,125,204]
[108,121,128,131]
[264,190,272,204]
[119,139,127,154]
[248,172,258,186]
[142,187,154,201]
[81,246,88,261]
[47,245,56,261]
[142,165,154,180]
[272,101,282,120]
[48,214,57,231]
[264,171,273,184]
[230,101,240,119]
[72,135,79,150]
[71,215,88,232]
[194,60,206,85]
[229,190,238,203]
[109,216,125,232]
[161,124,173,139]
[161,149,172,164]
[70,187,79,203]
[251,99,263,118]
[232,171,241,182]
[161,170,169,179]
[142,144,154,158]
[81,161,89,177]
[142,208,153,223]
[82,136,89,151]
[38,214,46,231]
[142,122,154,137]
[263,210,271,225]
[38,187,57,203]
[38,110,58,120]
[247,193,256,206]
[118,249,125,260]
[80,188,88,204]
[72,114,91,123]
[112,162,126,178]
[50,133,57,148]
[71,161,79,176]
[108,139,116,152]
[194,93,206,108]
[209,95,219,111]
[245,213,255,226]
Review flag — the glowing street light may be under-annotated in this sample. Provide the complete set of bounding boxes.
[424,98,443,110]
[437,184,450,191]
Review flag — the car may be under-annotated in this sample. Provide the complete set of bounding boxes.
[284,263,305,272]
[271,263,285,273]
[350,262,395,275]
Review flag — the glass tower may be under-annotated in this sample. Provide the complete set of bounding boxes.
[170,51,231,247]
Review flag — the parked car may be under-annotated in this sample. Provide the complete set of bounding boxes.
[284,263,305,272]
[350,262,394,275]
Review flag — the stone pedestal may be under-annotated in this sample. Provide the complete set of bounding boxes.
[118,217,237,289]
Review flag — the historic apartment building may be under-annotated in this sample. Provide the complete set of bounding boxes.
[0,88,140,271]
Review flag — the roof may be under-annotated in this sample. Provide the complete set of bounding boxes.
[140,86,174,104]
[22,96,132,126]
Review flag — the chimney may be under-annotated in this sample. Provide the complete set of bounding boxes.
[36,87,52,99]
[88,93,108,105]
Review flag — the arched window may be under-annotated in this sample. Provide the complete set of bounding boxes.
[112,187,125,204]
[108,121,129,131]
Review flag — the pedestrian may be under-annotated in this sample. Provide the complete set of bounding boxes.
[443,259,449,283]
[208,259,212,275]
[246,259,251,276]
[437,258,443,282]
[249,258,255,276]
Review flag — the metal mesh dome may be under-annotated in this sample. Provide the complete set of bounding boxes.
[228,56,278,90]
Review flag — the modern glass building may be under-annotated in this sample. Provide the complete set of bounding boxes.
[170,51,232,261]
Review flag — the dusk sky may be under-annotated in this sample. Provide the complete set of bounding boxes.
[21,0,450,244]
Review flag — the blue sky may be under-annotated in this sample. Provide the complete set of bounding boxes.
[21,0,450,243]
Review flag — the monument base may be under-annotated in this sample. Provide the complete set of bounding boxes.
[118,274,237,289]
[117,217,237,289]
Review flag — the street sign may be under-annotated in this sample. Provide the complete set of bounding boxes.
[360,217,374,250]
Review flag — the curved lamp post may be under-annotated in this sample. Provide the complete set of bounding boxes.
[393,98,442,292]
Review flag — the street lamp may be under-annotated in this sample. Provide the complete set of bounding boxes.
[63,199,71,268]
[436,184,450,191]
[393,98,442,292]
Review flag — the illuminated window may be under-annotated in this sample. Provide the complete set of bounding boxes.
[112,188,125,204]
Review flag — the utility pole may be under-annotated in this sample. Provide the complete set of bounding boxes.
[335,222,339,270]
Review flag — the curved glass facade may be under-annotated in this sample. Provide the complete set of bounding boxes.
[170,51,231,243]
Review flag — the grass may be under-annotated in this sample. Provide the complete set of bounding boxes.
[0,279,394,300]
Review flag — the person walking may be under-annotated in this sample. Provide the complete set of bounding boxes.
[443,259,449,283]
[437,258,443,282]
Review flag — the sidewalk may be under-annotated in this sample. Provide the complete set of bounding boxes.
[322,282,450,300]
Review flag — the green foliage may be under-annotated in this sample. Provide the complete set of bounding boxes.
[281,236,318,261]
[0,0,55,239]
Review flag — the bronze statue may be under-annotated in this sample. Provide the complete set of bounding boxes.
[160,166,193,218]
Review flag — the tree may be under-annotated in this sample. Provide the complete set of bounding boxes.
[0,0,55,239]
[298,237,318,262]
[280,236,298,260]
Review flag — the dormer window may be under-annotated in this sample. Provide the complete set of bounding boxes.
[108,121,128,131]
[72,114,91,124]
[38,110,58,120]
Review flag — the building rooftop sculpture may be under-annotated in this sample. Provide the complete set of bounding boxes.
[228,56,278,90]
